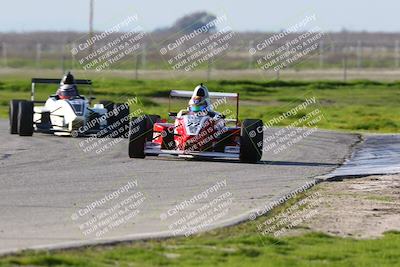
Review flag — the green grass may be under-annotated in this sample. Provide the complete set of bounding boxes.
[1,76,399,266]
[1,185,399,267]
[364,194,395,202]
[0,76,399,132]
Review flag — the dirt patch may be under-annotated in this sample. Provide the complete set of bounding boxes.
[292,174,400,238]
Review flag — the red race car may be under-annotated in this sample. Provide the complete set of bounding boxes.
[128,84,263,163]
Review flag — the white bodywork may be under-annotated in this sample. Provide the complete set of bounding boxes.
[183,115,209,136]
[33,97,107,135]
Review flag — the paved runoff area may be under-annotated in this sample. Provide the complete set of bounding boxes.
[0,120,362,253]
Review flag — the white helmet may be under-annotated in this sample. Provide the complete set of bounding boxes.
[188,84,211,112]
[57,72,79,99]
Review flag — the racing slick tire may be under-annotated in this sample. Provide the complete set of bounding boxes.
[146,114,160,140]
[114,103,130,138]
[36,111,51,131]
[240,119,263,163]
[99,100,115,125]
[17,100,34,136]
[99,100,114,112]
[9,99,23,134]
[128,116,147,158]
[145,115,161,156]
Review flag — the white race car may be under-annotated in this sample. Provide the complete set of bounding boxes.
[9,72,129,137]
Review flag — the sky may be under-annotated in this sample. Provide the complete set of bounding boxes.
[0,0,398,33]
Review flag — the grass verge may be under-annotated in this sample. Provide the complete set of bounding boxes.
[0,77,399,133]
[1,183,399,267]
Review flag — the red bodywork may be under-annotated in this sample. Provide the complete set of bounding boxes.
[152,116,240,153]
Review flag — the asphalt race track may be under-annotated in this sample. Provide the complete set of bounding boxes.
[0,120,359,253]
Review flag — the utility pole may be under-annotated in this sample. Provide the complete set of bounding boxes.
[207,58,212,81]
[2,42,7,67]
[319,40,324,68]
[343,29,348,81]
[248,40,254,69]
[135,53,139,80]
[356,40,362,69]
[36,43,42,68]
[61,44,66,73]
[141,43,147,70]
[71,42,76,70]
[395,40,399,68]
[89,0,94,58]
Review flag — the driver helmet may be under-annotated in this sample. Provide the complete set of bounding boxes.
[57,72,79,100]
[189,84,211,112]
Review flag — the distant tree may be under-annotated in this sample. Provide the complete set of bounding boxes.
[172,12,217,33]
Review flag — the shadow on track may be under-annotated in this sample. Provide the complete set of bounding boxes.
[145,155,337,167]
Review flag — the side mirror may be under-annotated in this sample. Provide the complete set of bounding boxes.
[89,97,96,100]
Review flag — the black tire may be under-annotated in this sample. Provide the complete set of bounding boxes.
[36,111,51,130]
[146,114,160,141]
[9,99,23,134]
[145,115,161,156]
[113,103,130,138]
[240,119,263,163]
[18,101,34,136]
[87,111,101,131]
[99,100,114,112]
[99,100,115,125]
[128,116,147,158]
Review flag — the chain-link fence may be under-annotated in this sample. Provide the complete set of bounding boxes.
[1,32,399,78]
